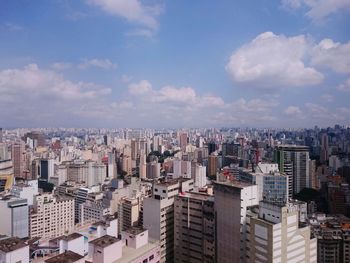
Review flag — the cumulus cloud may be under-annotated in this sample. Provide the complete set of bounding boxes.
[0,64,112,126]
[311,39,350,73]
[226,32,324,89]
[51,62,72,71]
[86,0,162,32]
[282,0,350,21]
[284,106,302,115]
[337,78,350,92]
[128,80,152,95]
[78,58,117,70]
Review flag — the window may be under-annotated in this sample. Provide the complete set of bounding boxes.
[149,254,154,260]
[143,259,148,263]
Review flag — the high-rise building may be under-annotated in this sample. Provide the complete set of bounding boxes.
[191,163,207,188]
[179,133,188,150]
[320,133,329,164]
[146,161,160,179]
[0,128,2,143]
[11,142,25,178]
[214,181,258,262]
[247,201,317,263]
[174,192,215,263]
[274,145,310,195]
[0,196,29,238]
[143,179,194,263]
[29,193,75,239]
[207,141,216,155]
[208,155,217,177]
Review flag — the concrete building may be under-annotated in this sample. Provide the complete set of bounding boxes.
[0,196,29,238]
[173,159,191,179]
[214,181,258,263]
[0,237,29,263]
[208,155,217,177]
[191,163,207,188]
[174,192,215,263]
[29,193,75,239]
[274,145,310,195]
[88,235,123,263]
[247,201,317,263]
[309,213,350,263]
[146,161,161,179]
[143,179,194,263]
[118,197,141,232]
[11,142,25,178]
[10,180,38,205]
[49,233,85,256]
[239,162,290,203]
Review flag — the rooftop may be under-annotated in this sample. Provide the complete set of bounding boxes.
[123,227,146,236]
[45,250,84,263]
[113,240,159,263]
[214,180,253,189]
[89,235,120,248]
[0,237,28,253]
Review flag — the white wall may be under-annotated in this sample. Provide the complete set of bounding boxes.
[2,246,29,263]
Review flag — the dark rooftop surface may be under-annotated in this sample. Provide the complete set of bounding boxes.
[89,235,119,248]
[0,237,27,253]
[45,250,84,263]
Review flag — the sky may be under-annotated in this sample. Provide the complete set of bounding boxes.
[0,0,350,128]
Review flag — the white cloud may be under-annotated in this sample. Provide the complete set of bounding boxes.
[320,94,334,102]
[311,39,350,73]
[78,58,117,70]
[128,80,152,95]
[226,32,324,89]
[337,78,350,92]
[86,0,162,31]
[282,0,350,21]
[284,106,302,115]
[51,62,72,71]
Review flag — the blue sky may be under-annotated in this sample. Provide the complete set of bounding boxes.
[0,0,350,128]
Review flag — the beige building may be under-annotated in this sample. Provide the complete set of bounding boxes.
[29,193,75,239]
[174,192,215,263]
[214,181,258,263]
[247,201,317,263]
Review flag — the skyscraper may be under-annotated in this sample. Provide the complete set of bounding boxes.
[214,181,258,262]
[274,145,310,195]
[11,142,25,178]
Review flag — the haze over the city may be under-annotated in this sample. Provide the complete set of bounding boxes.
[1,0,350,128]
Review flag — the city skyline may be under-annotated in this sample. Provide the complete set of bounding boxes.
[1,0,350,128]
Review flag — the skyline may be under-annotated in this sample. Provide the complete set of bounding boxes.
[1,0,350,128]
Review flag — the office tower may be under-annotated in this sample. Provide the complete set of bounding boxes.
[214,181,258,263]
[0,142,10,161]
[174,192,215,263]
[239,163,290,202]
[207,141,216,155]
[191,163,207,188]
[139,149,147,179]
[121,155,132,176]
[103,134,108,145]
[11,180,38,205]
[320,133,329,164]
[29,193,75,239]
[0,196,29,238]
[143,179,194,263]
[179,133,188,150]
[12,142,25,178]
[0,127,2,143]
[24,131,45,147]
[118,197,140,232]
[274,145,310,195]
[309,159,318,189]
[40,159,49,180]
[173,159,191,179]
[153,135,161,152]
[222,142,240,166]
[247,201,317,263]
[131,139,138,160]
[107,152,117,178]
[146,161,161,179]
[208,155,218,177]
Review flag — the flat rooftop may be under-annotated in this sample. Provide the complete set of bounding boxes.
[214,180,253,189]
[45,250,84,263]
[177,191,214,201]
[123,227,146,236]
[89,235,120,248]
[113,240,159,263]
[0,237,27,253]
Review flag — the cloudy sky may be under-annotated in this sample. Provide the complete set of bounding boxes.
[0,0,350,128]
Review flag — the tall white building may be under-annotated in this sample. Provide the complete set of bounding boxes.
[247,201,317,263]
[0,196,29,239]
[191,163,207,188]
[29,193,75,239]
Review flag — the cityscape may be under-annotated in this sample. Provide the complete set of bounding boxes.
[1,1,350,263]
